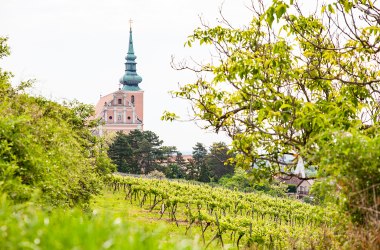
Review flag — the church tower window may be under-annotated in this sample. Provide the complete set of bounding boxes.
[118,99,122,104]
[131,95,135,104]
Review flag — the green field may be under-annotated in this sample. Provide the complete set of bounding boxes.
[98,175,345,249]
[1,176,347,249]
[0,193,204,250]
[92,188,211,249]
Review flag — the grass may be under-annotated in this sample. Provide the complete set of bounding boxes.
[0,193,205,250]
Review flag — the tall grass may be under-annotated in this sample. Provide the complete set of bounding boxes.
[0,196,201,250]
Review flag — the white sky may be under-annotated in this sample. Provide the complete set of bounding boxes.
[1,0,254,152]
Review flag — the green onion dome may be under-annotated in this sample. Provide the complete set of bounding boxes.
[120,27,142,89]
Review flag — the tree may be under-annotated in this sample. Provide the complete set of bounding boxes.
[108,131,132,172]
[192,142,209,182]
[108,130,164,174]
[134,130,163,174]
[175,151,186,168]
[163,0,380,179]
[163,0,380,234]
[165,163,185,179]
[206,142,234,181]
[158,146,178,163]
[173,151,189,179]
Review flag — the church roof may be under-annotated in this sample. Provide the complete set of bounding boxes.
[94,93,114,118]
[278,176,314,187]
[122,85,142,91]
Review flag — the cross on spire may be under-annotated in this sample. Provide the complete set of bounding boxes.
[120,19,142,89]
[129,19,133,30]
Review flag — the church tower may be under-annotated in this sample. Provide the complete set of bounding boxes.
[94,25,144,135]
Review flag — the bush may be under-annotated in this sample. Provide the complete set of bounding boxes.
[0,38,115,208]
[312,132,380,225]
[218,168,286,197]
[147,170,166,179]
[218,168,253,192]
[0,92,102,207]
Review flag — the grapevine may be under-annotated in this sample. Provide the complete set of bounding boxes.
[104,174,340,249]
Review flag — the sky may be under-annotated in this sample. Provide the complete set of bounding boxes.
[0,0,254,152]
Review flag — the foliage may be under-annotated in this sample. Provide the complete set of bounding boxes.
[106,174,344,249]
[219,168,287,197]
[181,142,235,182]
[254,179,288,197]
[309,179,339,206]
[163,1,380,236]
[108,130,165,174]
[206,142,234,181]
[218,168,252,192]
[107,135,233,182]
[309,132,380,225]
[0,92,101,207]
[0,37,115,208]
[164,0,380,180]
[147,170,166,179]
[0,195,201,250]
[286,184,297,193]
[192,142,209,182]
[175,151,187,167]
[92,140,116,176]
[165,163,185,179]
[158,146,178,162]
[108,131,133,172]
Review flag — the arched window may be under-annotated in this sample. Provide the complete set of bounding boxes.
[131,95,135,104]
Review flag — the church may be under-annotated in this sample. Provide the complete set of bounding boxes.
[94,26,144,135]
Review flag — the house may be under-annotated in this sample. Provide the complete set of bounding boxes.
[278,176,315,198]
[160,155,193,165]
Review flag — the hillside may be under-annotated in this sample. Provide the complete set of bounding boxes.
[102,175,344,249]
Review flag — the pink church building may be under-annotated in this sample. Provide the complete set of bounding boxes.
[94,27,144,135]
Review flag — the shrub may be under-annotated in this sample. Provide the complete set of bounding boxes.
[218,168,286,197]
[312,132,380,225]
[147,170,166,179]
[0,38,115,208]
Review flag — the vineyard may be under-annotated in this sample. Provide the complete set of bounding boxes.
[105,174,344,249]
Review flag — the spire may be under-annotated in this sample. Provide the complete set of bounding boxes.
[120,20,142,91]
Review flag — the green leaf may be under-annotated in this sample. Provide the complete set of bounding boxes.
[280,103,292,110]
[327,4,335,14]
[266,7,275,27]
[257,109,267,123]
[275,4,287,21]
[321,5,326,14]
